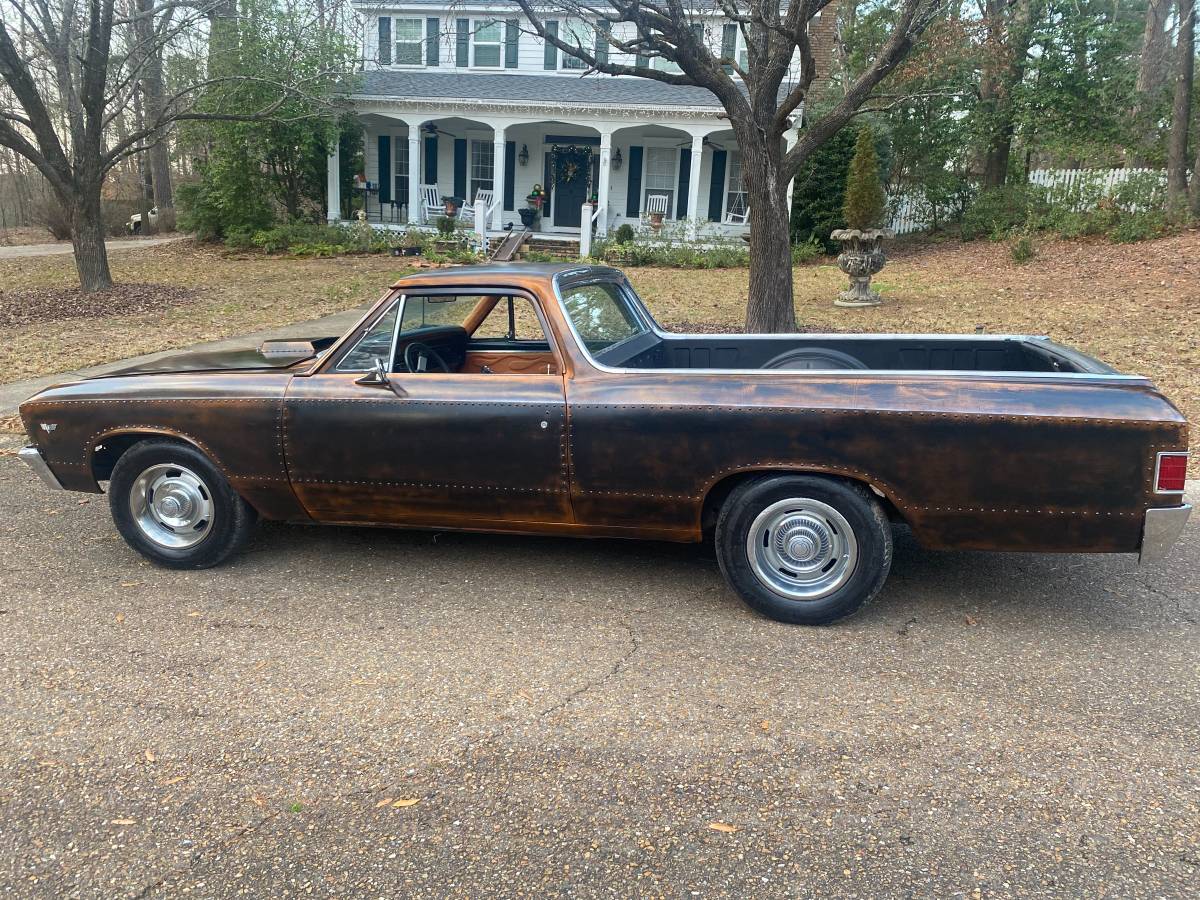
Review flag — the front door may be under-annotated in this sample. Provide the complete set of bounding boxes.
[550,146,590,228]
[283,293,570,530]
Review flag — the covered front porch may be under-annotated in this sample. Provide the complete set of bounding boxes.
[328,111,764,242]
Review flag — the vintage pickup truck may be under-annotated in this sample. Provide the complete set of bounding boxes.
[18,264,1192,625]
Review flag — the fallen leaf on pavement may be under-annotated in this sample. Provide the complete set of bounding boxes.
[392,798,421,808]
[186,611,200,617]
[144,749,155,763]
[374,797,394,808]
[115,613,125,624]
[110,819,136,826]
[965,615,979,626]
[708,822,738,833]
[760,720,770,732]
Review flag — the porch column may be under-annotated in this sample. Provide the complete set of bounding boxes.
[407,123,422,226]
[326,141,340,222]
[596,130,612,237]
[687,132,705,240]
[492,125,507,231]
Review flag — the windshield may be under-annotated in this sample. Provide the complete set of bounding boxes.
[558,280,648,354]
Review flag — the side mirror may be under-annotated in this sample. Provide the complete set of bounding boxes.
[355,357,390,387]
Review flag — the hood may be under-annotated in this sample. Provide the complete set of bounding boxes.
[94,336,338,378]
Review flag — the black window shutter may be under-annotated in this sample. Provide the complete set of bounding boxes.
[503,141,516,210]
[625,146,643,217]
[426,18,439,66]
[378,17,391,66]
[595,20,608,64]
[707,149,726,221]
[721,24,737,73]
[455,18,469,66]
[378,136,391,203]
[676,148,691,218]
[453,139,467,200]
[424,135,438,185]
[505,20,519,68]
[544,21,558,69]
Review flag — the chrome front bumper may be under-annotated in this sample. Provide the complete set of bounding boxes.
[18,446,64,490]
[1140,504,1192,565]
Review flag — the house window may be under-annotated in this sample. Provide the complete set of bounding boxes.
[560,21,588,69]
[643,147,676,218]
[473,20,502,67]
[394,139,410,206]
[470,140,494,200]
[725,150,747,221]
[394,18,424,65]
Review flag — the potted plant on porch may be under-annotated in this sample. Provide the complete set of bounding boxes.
[522,184,545,230]
[830,126,894,308]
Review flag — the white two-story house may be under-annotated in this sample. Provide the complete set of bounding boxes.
[331,2,838,240]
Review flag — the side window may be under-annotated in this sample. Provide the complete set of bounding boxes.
[399,295,474,331]
[336,298,399,371]
[472,297,548,342]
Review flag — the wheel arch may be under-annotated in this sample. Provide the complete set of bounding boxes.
[699,466,911,540]
[89,427,228,486]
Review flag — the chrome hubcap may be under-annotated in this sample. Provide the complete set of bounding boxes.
[129,464,214,549]
[746,498,858,601]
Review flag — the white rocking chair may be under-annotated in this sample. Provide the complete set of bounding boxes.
[644,193,670,218]
[421,184,442,223]
[460,189,495,225]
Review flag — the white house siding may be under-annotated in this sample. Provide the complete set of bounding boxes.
[359,4,825,86]
[359,117,745,235]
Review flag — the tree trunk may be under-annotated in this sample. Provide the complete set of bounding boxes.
[1131,0,1172,161]
[740,127,796,333]
[978,0,1040,189]
[135,0,174,230]
[1167,0,1194,208]
[68,184,113,292]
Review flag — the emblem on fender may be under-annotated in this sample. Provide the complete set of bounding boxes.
[40,423,57,433]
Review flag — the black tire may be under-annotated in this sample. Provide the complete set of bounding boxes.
[714,474,892,625]
[108,439,257,569]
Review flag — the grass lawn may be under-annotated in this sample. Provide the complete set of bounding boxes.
[3,232,1196,467]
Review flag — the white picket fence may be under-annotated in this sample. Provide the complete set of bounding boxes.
[886,167,1167,235]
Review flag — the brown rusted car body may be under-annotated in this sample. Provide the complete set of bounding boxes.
[17,264,1191,562]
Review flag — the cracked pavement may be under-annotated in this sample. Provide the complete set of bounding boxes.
[0,436,1197,897]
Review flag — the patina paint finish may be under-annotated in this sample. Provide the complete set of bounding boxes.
[18,264,1190,554]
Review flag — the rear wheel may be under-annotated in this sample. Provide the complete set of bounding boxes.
[714,475,892,625]
[109,440,257,568]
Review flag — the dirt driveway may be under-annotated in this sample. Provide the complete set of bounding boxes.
[1,437,1196,898]
[0,235,183,260]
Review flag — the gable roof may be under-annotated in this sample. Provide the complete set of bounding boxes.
[353,69,727,111]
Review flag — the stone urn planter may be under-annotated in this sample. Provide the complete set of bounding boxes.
[830,228,894,307]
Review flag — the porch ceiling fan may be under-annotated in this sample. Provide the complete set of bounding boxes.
[422,122,459,139]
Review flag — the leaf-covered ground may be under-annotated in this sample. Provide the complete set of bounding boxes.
[2,232,1195,469]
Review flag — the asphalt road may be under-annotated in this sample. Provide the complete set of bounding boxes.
[1,436,1196,898]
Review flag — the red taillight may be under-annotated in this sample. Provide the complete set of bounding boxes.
[1154,452,1188,493]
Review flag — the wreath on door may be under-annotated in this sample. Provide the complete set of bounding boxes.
[550,144,593,186]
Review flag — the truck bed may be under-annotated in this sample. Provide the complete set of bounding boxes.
[598,332,1120,375]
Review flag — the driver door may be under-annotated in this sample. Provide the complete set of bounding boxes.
[283,292,571,530]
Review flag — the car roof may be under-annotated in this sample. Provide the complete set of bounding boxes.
[389,262,621,290]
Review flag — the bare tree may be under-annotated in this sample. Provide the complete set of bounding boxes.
[0,0,346,293]
[1167,0,1194,209]
[512,0,944,332]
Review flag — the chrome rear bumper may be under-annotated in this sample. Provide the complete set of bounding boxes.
[18,446,64,490]
[1140,504,1192,565]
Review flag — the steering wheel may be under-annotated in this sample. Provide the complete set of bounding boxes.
[403,340,451,373]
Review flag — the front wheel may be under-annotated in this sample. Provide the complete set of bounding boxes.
[109,440,257,569]
[714,475,892,625]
